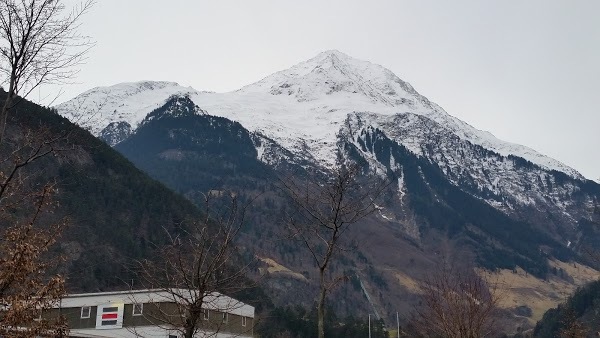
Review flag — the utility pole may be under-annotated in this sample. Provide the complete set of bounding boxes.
[368,314,371,338]
[396,312,400,338]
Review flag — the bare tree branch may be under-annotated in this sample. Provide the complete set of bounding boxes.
[0,181,69,337]
[0,103,79,336]
[0,0,94,144]
[411,263,501,338]
[134,192,257,338]
[278,162,389,338]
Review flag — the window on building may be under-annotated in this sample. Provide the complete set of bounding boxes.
[242,316,247,327]
[168,335,178,338]
[80,306,91,319]
[222,312,228,323]
[132,303,143,316]
[203,308,209,320]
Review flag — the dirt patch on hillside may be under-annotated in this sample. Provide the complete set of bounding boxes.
[481,260,599,324]
[394,271,422,294]
[258,257,308,281]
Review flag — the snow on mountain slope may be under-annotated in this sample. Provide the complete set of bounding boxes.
[190,50,580,177]
[57,81,198,136]
[55,50,581,178]
[343,112,588,218]
[140,94,206,125]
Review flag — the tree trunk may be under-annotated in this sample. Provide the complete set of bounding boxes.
[0,79,15,145]
[184,325,193,338]
[184,318,195,338]
[317,268,326,338]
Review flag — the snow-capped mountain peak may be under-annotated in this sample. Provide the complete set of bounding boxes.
[141,95,206,125]
[237,49,424,108]
[55,50,582,178]
[57,81,199,136]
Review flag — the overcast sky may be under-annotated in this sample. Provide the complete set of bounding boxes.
[43,0,599,179]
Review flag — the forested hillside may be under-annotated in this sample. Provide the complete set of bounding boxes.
[534,279,600,337]
[2,90,203,291]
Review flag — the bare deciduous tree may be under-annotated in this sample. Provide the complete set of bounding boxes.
[0,0,94,143]
[0,178,69,337]
[135,193,255,338]
[412,264,501,338]
[280,163,387,338]
[0,1,93,334]
[0,103,79,335]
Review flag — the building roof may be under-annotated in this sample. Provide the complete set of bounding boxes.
[57,289,255,318]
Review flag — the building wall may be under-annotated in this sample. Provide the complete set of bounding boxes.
[192,305,254,336]
[44,306,97,330]
[44,301,253,336]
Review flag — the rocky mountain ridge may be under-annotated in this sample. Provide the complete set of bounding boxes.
[57,50,580,177]
[56,51,596,241]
